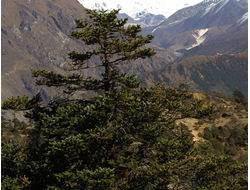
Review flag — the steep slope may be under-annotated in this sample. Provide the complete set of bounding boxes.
[1,0,177,102]
[142,49,248,97]
[142,0,248,53]
[178,18,248,58]
[1,0,88,101]
[1,0,248,105]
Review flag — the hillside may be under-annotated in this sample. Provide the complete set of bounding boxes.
[1,0,248,116]
[142,49,248,97]
[141,0,248,53]
[2,88,248,178]
[1,4,247,188]
[1,0,177,102]
[1,0,88,101]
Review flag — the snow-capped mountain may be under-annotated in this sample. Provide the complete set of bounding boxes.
[77,0,204,20]
[157,0,248,29]
[141,0,248,53]
[1,0,248,104]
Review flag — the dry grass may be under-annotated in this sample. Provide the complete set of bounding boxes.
[176,92,248,143]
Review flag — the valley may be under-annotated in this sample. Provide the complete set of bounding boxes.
[1,0,248,102]
[1,1,248,188]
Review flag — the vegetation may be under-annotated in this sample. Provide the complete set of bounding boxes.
[233,89,247,106]
[1,115,29,141]
[145,53,248,98]
[1,9,247,189]
[201,124,247,159]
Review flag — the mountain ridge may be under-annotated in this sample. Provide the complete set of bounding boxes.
[141,0,248,52]
[142,49,248,97]
[1,0,248,104]
[1,0,177,101]
[77,0,204,20]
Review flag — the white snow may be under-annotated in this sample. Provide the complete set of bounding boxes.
[237,12,248,25]
[201,0,234,18]
[201,3,216,17]
[151,17,187,33]
[214,0,229,14]
[77,0,204,20]
[186,28,209,50]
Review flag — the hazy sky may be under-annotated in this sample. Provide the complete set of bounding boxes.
[78,0,205,18]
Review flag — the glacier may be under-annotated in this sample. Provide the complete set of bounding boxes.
[77,0,204,20]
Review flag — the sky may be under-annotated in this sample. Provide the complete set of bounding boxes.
[78,0,205,19]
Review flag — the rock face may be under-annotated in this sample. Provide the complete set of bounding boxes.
[1,0,248,104]
[1,0,89,101]
[1,0,178,102]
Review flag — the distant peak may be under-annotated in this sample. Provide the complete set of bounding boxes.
[78,0,204,20]
[201,0,221,3]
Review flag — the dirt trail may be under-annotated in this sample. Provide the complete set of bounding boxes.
[177,92,248,142]
[177,114,247,142]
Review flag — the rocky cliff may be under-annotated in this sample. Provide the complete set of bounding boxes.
[1,0,248,103]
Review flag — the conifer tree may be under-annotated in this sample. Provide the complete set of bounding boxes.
[31,8,156,96]
[233,89,247,106]
[1,9,247,190]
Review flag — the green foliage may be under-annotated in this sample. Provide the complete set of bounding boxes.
[29,85,195,189]
[179,98,216,119]
[2,96,30,110]
[178,83,190,90]
[201,124,248,161]
[1,116,12,130]
[233,89,247,106]
[1,9,247,190]
[188,55,248,98]
[1,139,28,189]
[1,115,30,142]
[2,84,246,189]
[186,155,247,189]
[31,8,156,94]
[2,93,43,111]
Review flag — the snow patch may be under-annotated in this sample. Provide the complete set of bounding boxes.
[151,17,188,33]
[237,12,248,25]
[77,0,204,20]
[214,0,229,14]
[201,3,216,17]
[186,28,209,50]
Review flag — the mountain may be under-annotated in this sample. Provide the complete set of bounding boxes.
[1,0,248,106]
[1,0,88,102]
[77,0,204,21]
[117,13,166,28]
[1,0,177,102]
[77,0,208,28]
[142,0,248,54]
[142,49,248,97]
